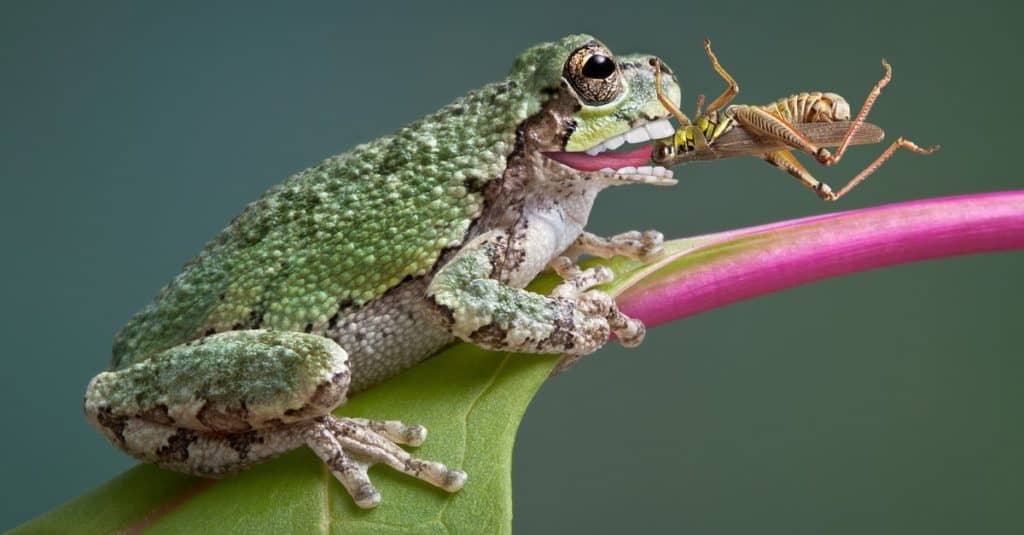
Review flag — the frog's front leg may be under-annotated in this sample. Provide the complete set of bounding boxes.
[544,255,647,375]
[562,229,665,262]
[426,229,643,357]
[84,330,465,509]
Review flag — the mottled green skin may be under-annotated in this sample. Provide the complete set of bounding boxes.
[111,34,670,372]
[113,57,534,369]
[112,82,516,368]
[86,35,681,505]
[93,331,341,418]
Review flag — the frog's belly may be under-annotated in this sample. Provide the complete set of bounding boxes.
[325,278,454,393]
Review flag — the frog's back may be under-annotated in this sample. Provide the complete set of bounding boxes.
[112,81,532,369]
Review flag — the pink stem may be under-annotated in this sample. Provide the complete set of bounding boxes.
[618,191,1024,329]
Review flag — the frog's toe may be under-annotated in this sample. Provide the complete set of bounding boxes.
[549,260,614,300]
[347,417,428,446]
[571,229,665,261]
[305,415,466,506]
[443,468,469,492]
[353,483,382,509]
[612,229,665,260]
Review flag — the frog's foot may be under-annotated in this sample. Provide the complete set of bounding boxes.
[548,256,614,299]
[564,230,665,262]
[549,256,643,345]
[305,415,466,508]
[429,228,647,362]
[547,256,645,376]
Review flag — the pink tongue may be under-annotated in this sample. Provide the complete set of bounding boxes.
[544,144,653,172]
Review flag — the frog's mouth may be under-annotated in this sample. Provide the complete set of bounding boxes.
[543,118,676,185]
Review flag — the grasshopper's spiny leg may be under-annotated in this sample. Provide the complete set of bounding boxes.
[795,59,938,198]
[825,59,896,165]
[730,105,826,157]
[760,138,938,202]
[759,150,837,200]
[702,38,740,115]
[650,57,690,125]
[831,137,939,200]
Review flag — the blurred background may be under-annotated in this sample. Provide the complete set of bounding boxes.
[2,1,1022,532]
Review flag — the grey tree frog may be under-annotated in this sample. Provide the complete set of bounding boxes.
[84,34,682,508]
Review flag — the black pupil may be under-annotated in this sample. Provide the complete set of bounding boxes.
[582,55,615,79]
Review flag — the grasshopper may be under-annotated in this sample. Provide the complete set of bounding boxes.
[650,39,938,201]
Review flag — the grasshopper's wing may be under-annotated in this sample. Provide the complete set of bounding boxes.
[666,121,885,164]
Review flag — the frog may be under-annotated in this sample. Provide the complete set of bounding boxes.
[83,34,683,509]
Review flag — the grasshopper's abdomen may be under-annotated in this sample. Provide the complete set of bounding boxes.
[760,92,851,124]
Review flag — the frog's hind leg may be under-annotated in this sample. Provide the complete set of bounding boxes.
[97,417,310,476]
[85,330,465,509]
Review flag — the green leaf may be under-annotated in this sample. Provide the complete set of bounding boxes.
[12,244,694,535]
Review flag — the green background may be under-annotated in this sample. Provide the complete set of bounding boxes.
[2,1,1022,532]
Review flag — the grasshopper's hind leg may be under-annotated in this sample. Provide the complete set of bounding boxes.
[829,137,938,200]
[759,150,838,200]
[732,105,937,201]
[820,60,939,169]
[826,60,891,165]
[759,139,937,201]
[730,105,827,160]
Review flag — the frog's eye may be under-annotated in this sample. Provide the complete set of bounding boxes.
[563,43,623,106]
[582,55,615,79]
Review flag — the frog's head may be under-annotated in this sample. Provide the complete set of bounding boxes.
[509,34,682,185]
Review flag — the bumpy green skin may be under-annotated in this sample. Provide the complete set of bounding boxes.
[92,331,344,422]
[111,82,525,369]
[110,34,636,371]
[86,35,682,505]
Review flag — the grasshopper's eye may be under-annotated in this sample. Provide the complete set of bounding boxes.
[564,42,623,106]
[653,140,677,163]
